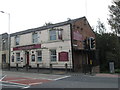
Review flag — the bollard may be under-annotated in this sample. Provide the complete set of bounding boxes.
[37,64,39,72]
[26,64,28,71]
[16,63,18,71]
[65,63,68,73]
[8,63,10,70]
[50,64,52,73]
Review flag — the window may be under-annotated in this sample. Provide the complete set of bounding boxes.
[16,53,20,62]
[58,29,63,40]
[50,50,57,62]
[2,54,6,63]
[49,30,57,40]
[15,36,20,45]
[12,55,14,62]
[2,41,6,50]
[37,51,42,62]
[32,32,38,43]
[31,54,35,62]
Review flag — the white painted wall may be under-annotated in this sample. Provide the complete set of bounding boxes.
[10,24,72,69]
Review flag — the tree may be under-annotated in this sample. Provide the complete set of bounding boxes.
[44,22,53,26]
[108,0,120,34]
[94,20,120,72]
[95,19,106,34]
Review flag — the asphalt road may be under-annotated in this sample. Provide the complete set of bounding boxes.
[1,70,119,89]
[31,75,119,88]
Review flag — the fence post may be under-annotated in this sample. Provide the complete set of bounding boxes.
[37,64,39,72]
[16,63,18,71]
[8,63,10,70]
[50,64,52,73]
[26,64,28,71]
[65,63,68,73]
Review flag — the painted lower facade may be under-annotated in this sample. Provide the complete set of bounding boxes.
[11,41,72,69]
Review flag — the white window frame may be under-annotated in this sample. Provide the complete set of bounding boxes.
[31,54,35,62]
[16,52,20,62]
[50,49,57,62]
[15,36,20,45]
[49,30,57,41]
[32,32,38,43]
[37,51,42,62]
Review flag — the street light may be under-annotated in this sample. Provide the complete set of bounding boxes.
[0,11,10,70]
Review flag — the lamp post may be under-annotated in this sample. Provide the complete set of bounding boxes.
[0,11,10,70]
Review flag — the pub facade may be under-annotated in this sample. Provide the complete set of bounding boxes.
[10,17,99,72]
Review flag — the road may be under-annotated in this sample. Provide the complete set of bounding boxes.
[31,74,119,88]
[1,70,119,89]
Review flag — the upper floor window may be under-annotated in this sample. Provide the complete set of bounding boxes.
[49,29,63,41]
[32,32,38,43]
[15,36,20,45]
[49,30,57,40]
[2,39,6,50]
[50,50,57,62]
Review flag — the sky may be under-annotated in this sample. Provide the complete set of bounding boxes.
[0,0,112,34]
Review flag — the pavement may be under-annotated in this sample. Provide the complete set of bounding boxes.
[2,67,120,77]
[95,73,119,78]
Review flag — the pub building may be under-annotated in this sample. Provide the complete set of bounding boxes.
[10,17,99,72]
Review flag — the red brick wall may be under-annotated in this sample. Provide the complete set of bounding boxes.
[72,18,95,49]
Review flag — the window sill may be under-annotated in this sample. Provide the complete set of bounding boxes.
[35,62,43,64]
[50,62,58,64]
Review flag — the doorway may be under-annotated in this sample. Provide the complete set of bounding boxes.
[26,52,29,65]
[2,54,6,63]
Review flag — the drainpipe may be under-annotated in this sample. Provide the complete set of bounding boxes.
[70,23,74,72]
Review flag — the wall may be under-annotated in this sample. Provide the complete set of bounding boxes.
[10,24,73,69]
[72,18,96,72]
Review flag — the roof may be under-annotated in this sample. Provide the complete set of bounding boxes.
[10,16,86,37]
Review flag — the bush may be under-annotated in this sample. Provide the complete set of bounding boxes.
[115,69,120,73]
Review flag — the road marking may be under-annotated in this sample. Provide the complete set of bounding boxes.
[1,81,30,88]
[53,76,71,81]
[1,83,30,88]
[1,80,28,86]
[0,75,7,81]
[28,82,43,85]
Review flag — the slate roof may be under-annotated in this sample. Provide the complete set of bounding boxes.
[10,16,86,37]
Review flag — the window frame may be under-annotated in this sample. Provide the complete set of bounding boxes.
[49,29,57,41]
[37,50,42,62]
[32,32,38,43]
[12,55,14,62]
[16,52,20,62]
[15,36,20,45]
[31,54,35,62]
[50,49,57,62]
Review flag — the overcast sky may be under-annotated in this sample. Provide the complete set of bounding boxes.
[0,0,112,34]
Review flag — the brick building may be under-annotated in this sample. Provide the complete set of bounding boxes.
[10,17,99,72]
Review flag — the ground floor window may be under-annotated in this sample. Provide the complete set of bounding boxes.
[12,55,14,62]
[31,54,35,62]
[50,50,57,62]
[37,51,42,62]
[16,53,20,62]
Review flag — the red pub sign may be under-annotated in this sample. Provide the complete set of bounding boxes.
[73,31,83,41]
[13,44,41,51]
[59,52,68,61]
